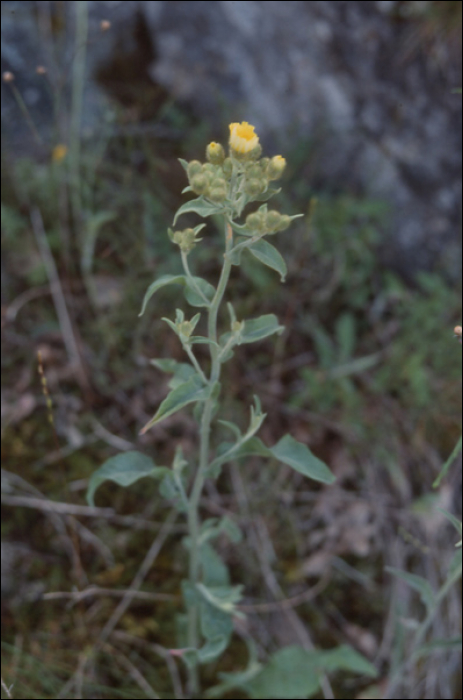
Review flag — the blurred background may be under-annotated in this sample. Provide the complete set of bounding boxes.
[1,1,462,698]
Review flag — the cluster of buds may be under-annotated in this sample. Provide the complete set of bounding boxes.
[184,122,287,205]
[168,224,205,254]
[187,160,229,203]
[245,208,292,235]
[163,309,200,342]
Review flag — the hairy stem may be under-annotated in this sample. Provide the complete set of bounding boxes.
[186,220,234,696]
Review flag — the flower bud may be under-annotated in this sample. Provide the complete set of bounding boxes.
[190,173,209,195]
[168,227,202,253]
[187,160,203,180]
[208,187,227,203]
[278,215,292,231]
[265,210,282,231]
[246,164,264,179]
[244,178,265,197]
[206,141,225,165]
[267,155,286,180]
[246,212,263,231]
[179,321,193,338]
[3,71,14,83]
[232,320,245,334]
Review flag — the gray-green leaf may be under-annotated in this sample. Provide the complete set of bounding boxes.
[140,274,215,315]
[248,239,287,282]
[86,451,168,507]
[270,434,335,484]
[173,197,223,225]
[140,374,209,434]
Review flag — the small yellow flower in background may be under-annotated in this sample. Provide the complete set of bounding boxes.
[52,144,68,163]
[229,121,259,155]
[2,71,15,83]
[36,65,47,75]
[100,20,111,31]
[454,325,462,344]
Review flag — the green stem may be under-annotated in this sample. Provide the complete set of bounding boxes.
[186,219,234,697]
[183,343,208,385]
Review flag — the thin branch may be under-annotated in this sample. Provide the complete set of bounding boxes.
[1,494,114,518]
[30,207,89,390]
[43,586,177,604]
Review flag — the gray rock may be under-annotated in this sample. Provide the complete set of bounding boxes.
[1,0,461,276]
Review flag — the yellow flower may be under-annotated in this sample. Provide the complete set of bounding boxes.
[229,122,259,154]
[52,144,68,162]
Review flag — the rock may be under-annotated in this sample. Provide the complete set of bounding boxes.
[1,0,461,277]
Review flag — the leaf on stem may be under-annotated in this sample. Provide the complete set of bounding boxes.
[247,238,288,281]
[247,644,377,699]
[140,374,209,434]
[151,358,197,389]
[270,434,335,484]
[86,451,168,507]
[139,274,215,315]
[173,197,224,225]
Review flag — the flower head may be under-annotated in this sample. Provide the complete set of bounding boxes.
[229,122,259,155]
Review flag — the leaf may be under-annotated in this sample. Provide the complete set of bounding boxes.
[270,435,335,484]
[173,197,222,225]
[197,583,243,614]
[150,358,182,374]
[159,473,187,512]
[433,435,462,487]
[198,586,235,665]
[254,187,281,202]
[184,276,216,307]
[248,645,321,699]
[139,275,215,315]
[201,542,230,587]
[248,644,377,699]
[247,239,287,282]
[140,374,209,434]
[178,158,189,173]
[386,568,435,612]
[316,645,377,677]
[241,314,284,344]
[205,642,262,698]
[139,275,186,316]
[218,436,272,462]
[86,451,167,507]
[150,359,197,388]
[217,419,242,440]
[197,636,229,664]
